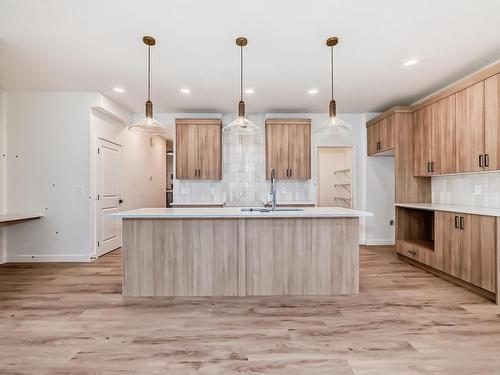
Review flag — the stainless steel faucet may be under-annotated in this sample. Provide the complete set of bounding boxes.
[270,168,277,211]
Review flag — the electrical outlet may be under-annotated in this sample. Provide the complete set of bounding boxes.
[389,219,394,226]
[474,185,482,195]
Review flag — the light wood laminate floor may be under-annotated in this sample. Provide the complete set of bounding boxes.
[0,246,499,374]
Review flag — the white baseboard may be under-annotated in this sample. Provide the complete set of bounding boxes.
[365,239,395,246]
[6,254,93,263]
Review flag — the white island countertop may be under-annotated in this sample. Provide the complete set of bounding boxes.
[111,207,372,219]
[395,203,500,217]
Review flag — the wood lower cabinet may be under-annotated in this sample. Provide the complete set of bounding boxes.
[175,119,222,180]
[265,119,311,180]
[434,211,496,292]
[398,207,497,297]
[485,73,500,171]
[455,81,485,173]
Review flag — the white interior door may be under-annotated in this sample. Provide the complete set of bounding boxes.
[96,138,122,256]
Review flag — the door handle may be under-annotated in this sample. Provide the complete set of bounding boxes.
[459,216,464,230]
[479,154,484,168]
[485,154,489,168]
[454,216,459,229]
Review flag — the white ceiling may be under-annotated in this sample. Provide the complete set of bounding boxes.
[1,0,500,114]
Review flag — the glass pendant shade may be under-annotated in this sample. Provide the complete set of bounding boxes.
[318,115,353,135]
[224,116,260,135]
[128,36,167,135]
[224,37,260,135]
[129,116,165,135]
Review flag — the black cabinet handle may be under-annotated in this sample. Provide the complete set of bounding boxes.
[431,162,435,173]
[485,154,490,168]
[427,162,431,173]
[455,216,459,229]
[408,250,417,256]
[459,216,464,230]
[119,199,124,204]
[479,154,484,168]
[290,169,292,177]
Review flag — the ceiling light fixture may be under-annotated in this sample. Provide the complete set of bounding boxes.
[317,37,353,135]
[180,88,191,94]
[128,36,167,135]
[113,87,125,93]
[403,58,419,66]
[223,37,260,135]
[308,89,319,94]
[245,88,255,94]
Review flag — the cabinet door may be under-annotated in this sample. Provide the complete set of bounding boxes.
[432,95,456,175]
[412,106,432,176]
[485,73,500,171]
[460,214,496,292]
[288,124,311,179]
[198,124,222,180]
[379,115,395,151]
[176,124,199,179]
[455,82,485,173]
[266,125,289,179]
[367,123,379,155]
[435,211,461,278]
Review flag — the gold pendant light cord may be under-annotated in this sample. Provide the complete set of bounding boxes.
[330,45,334,101]
[147,45,151,102]
[240,44,243,102]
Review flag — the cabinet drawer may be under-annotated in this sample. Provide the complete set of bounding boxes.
[397,240,435,267]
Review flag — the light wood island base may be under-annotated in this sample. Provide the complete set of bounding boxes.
[122,217,359,297]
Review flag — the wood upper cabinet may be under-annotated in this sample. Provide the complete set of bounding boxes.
[379,115,395,151]
[175,119,222,180]
[455,81,485,173]
[367,124,379,155]
[412,106,432,176]
[366,114,395,155]
[265,119,311,180]
[485,73,500,171]
[435,211,496,292]
[431,95,456,175]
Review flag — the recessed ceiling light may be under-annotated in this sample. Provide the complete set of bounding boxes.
[245,88,255,94]
[180,88,191,94]
[403,59,419,67]
[113,87,125,93]
[308,89,319,94]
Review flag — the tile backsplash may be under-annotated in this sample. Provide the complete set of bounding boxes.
[432,171,500,208]
[174,115,310,206]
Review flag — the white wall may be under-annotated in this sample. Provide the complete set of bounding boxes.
[0,91,7,262]
[5,92,100,261]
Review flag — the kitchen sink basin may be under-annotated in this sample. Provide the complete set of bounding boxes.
[241,207,304,212]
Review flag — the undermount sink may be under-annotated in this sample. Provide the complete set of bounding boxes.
[241,207,304,212]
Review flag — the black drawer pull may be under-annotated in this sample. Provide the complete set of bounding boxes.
[459,216,464,230]
[455,216,459,229]
[479,154,484,168]
[485,154,489,168]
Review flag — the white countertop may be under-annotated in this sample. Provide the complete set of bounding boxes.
[170,201,226,206]
[395,203,500,217]
[0,213,45,224]
[111,207,372,219]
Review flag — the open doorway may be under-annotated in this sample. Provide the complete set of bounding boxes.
[317,147,353,208]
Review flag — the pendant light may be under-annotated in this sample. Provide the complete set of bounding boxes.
[223,37,260,135]
[128,36,167,135]
[318,37,353,135]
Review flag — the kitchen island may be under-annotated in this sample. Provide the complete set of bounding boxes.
[112,207,372,297]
